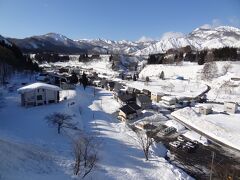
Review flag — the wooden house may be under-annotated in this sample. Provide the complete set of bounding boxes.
[118,103,141,121]
[117,94,135,106]
[136,94,152,109]
[17,82,61,107]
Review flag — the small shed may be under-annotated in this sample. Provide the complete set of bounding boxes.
[224,102,238,114]
[17,82,62,107]
[161,96,177,106]
[198,104,212,115]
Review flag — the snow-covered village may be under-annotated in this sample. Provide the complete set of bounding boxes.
[1,1,240,180]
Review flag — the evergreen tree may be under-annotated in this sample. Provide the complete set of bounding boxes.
[81,72,88,90]
[121,73,124,80]
[69,72,79,84]
[159,71,165,80]
[133,74,137,81]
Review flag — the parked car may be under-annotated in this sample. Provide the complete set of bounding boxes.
[185,141,195,148]
[182,145,195,153]
[160,127,176,136]
[169,141,181,148]
[182,141,198,153]
[177,135,185,142]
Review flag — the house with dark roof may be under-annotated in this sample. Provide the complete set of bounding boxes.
[142,89,151,97]
[136,94,152,109]
[107,81,115,91]
[118,103,142,121]
[117,94,136,106]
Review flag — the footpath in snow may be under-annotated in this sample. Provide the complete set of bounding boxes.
[0,80,192,180]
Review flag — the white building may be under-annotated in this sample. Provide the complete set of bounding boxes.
[161,96,177,106]
[224,102,238,114]
[198,104,212,115]
[17,82,62,107]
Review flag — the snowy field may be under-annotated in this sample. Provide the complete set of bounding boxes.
[171,104,240,151]
[41,56,240,102]
[0,76,192,179]
[140,61,240,103]
[125,78,207,98]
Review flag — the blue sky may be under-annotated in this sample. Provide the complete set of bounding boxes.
[0,0,239,40]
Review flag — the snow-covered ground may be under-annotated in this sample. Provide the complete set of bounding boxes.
[40,55,118,76]
[0,76,192,179]
[140,61,240,103]
[126,78,207,98]
[171,104,240,151]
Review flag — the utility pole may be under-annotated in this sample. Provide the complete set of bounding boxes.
[210,151,215,180]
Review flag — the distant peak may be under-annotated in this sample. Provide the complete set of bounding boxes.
[194,25,240,32]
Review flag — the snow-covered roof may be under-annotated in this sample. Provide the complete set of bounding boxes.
[17,82,62,93]
[151,92,165,96]
[196,104,212,109]
[161,96,176,102]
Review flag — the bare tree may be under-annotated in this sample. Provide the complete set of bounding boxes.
[201,61,218,81]
[73,134,98,178]
[135,130,153,161]
[45,112,75,134]
[222,62,232,75]
[167,83,175,92]
[220,80,235,94]
[73,138,83,175]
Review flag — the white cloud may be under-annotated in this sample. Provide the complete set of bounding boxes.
[200,24,212,29]
[200,18,222,29]
[137,36,153,42]
[212,19,222,27]
[160,32,184,40]
[228,16,240,27]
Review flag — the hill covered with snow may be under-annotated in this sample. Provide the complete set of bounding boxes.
[6,25,240,55]
[135,26,240,55]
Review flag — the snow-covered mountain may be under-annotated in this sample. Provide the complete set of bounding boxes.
[135,26,240,55]
[0,35,12,46]
[75,38,156,54]
[6,25,240,55]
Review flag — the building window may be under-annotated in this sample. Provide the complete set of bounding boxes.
[48,100,55,104]
[37,95,42,100]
